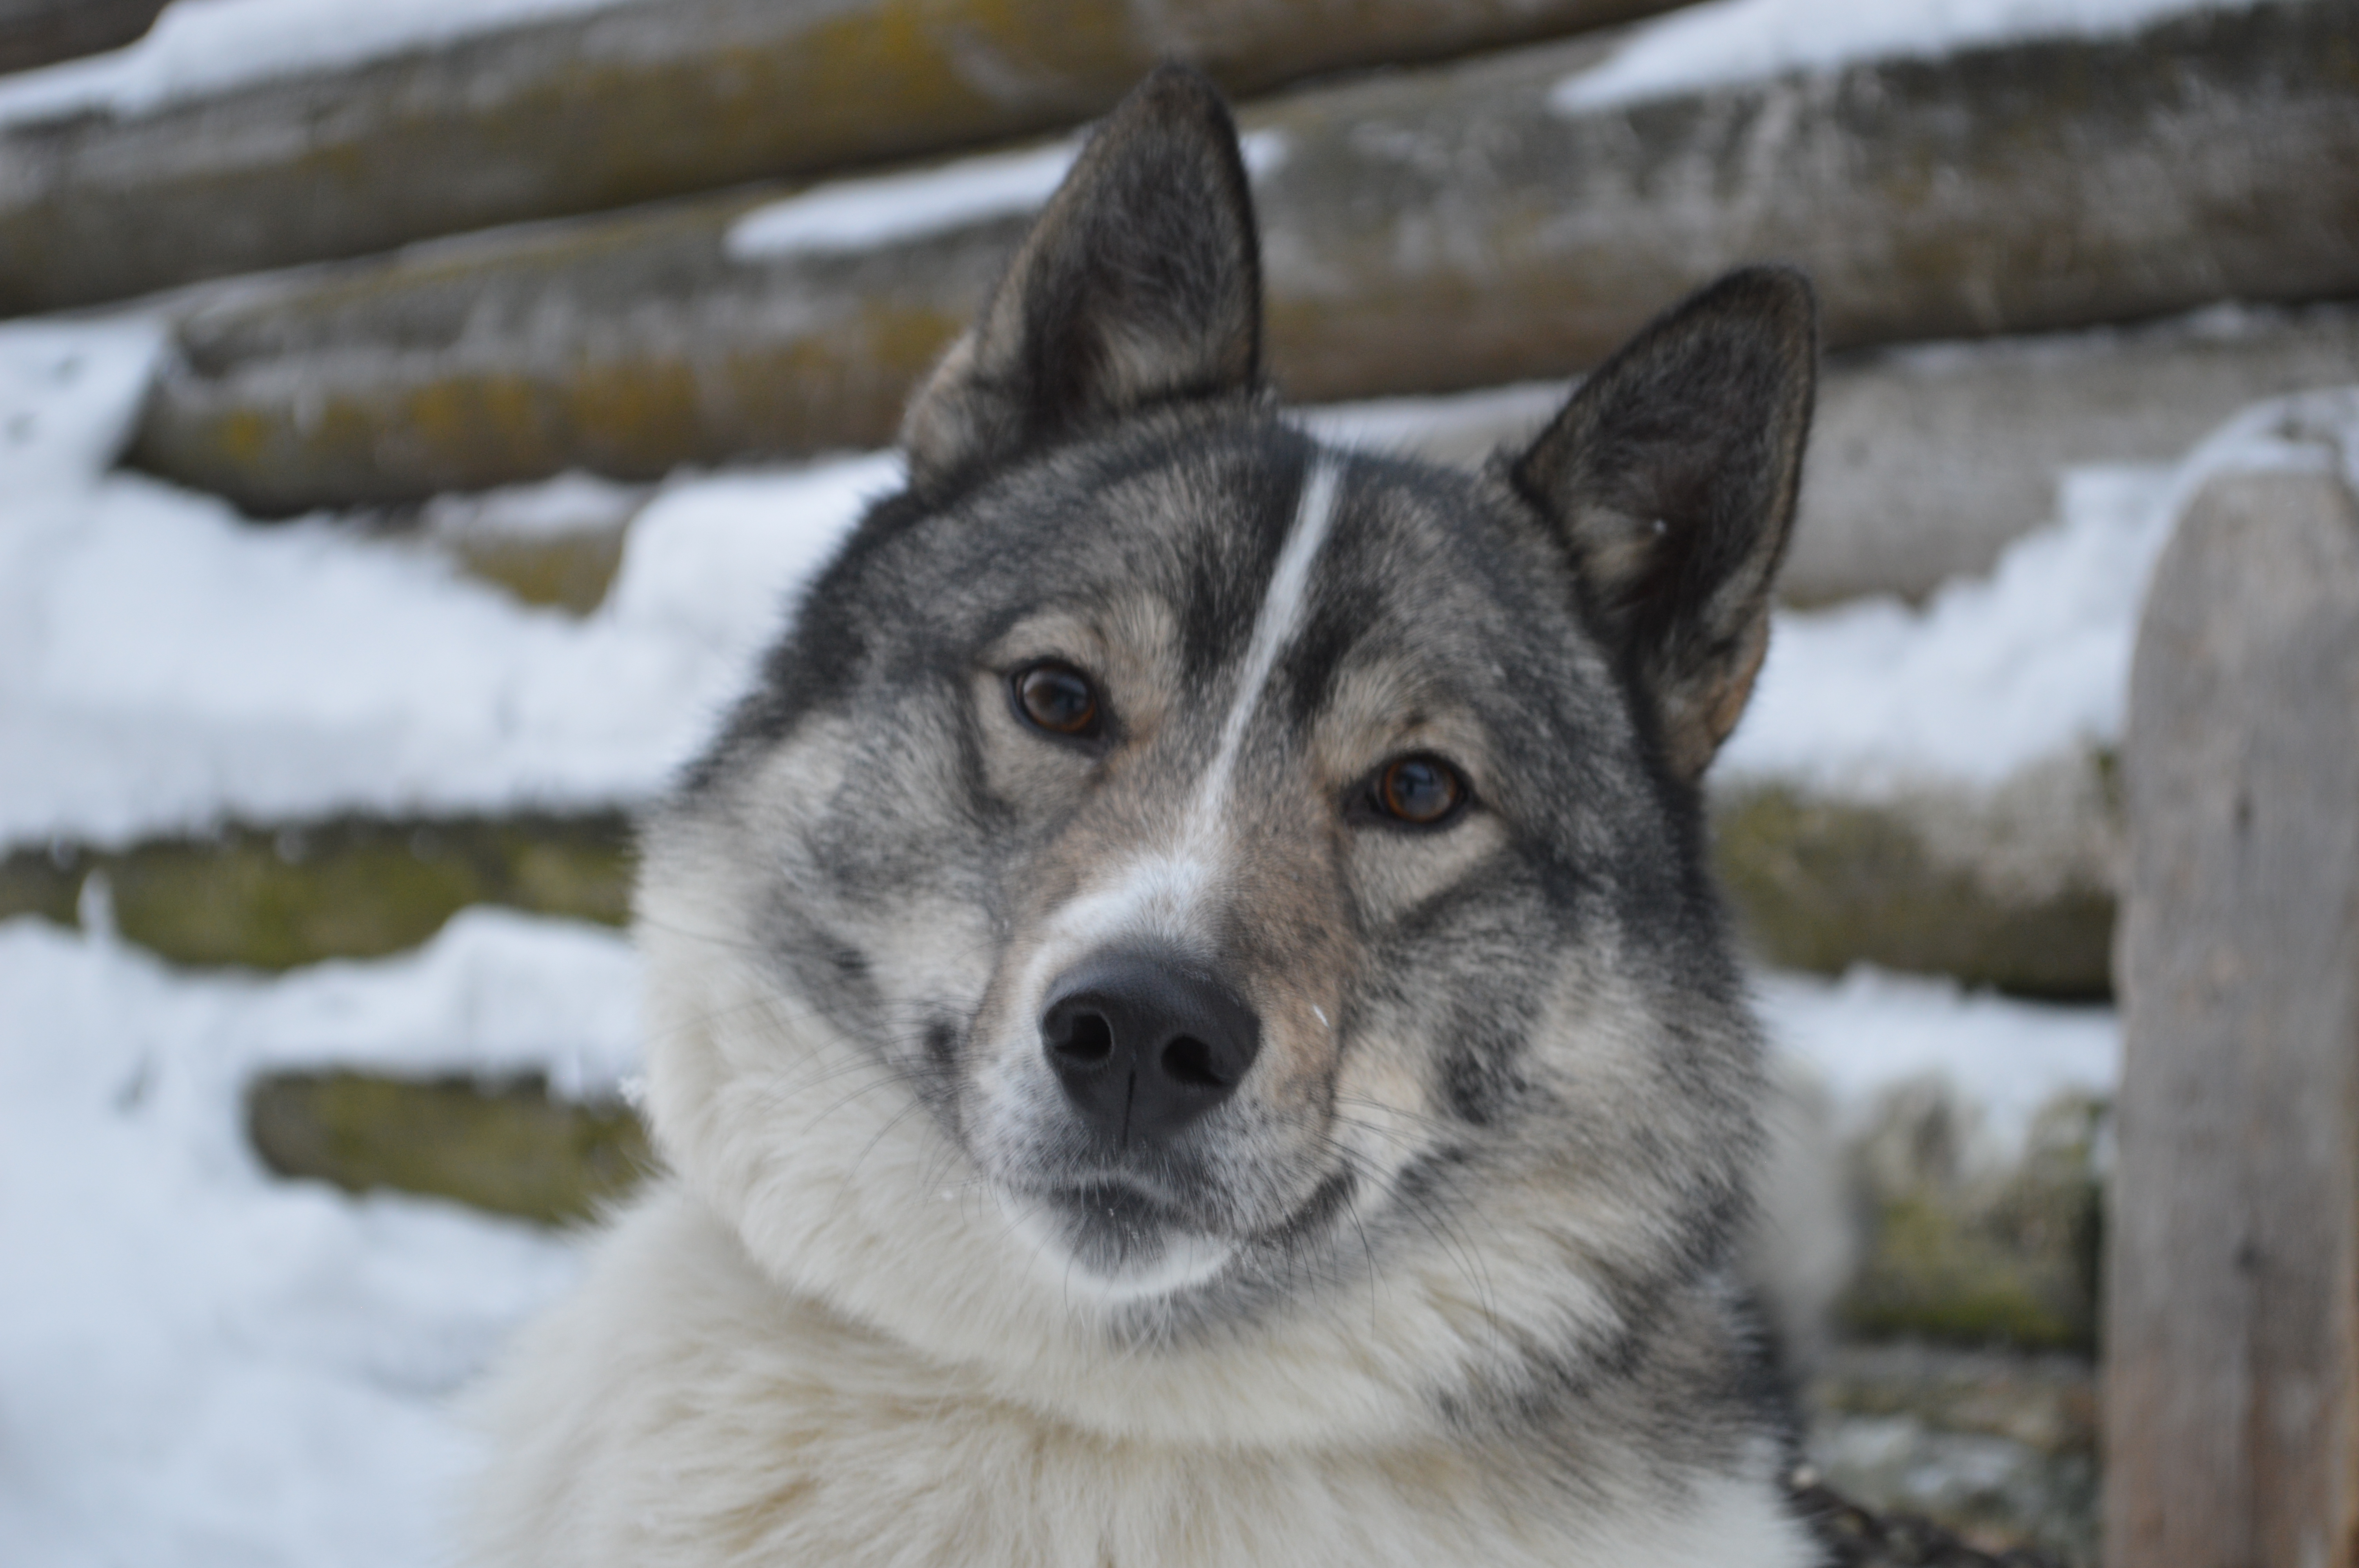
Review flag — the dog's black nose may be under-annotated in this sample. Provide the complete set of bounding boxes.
[1040,952,1261,1149]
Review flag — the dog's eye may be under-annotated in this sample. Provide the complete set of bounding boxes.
[1012,662,1102,740]
[1371,755,1468,827]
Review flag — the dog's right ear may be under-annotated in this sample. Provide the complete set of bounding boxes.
[899,66,1263,491]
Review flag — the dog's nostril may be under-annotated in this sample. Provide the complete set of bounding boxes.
[1159,1035,1223,1089]
[1052,1011,1114,1064]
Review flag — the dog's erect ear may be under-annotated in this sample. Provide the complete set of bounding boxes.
[1511,267,1817,780]
[900,66,1262,489]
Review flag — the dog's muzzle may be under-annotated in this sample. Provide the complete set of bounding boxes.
[1039,951,1260,1151]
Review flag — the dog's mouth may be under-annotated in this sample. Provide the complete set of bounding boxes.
[1051,1180,1187,1261]
[994,1178,1238,1300]
[990,1160,1366,1309]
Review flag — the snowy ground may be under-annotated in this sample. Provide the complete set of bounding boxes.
[0,317,891,847]
[0,912,604,1568]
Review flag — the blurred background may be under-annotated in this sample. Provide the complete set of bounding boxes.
[0,0,2353,1563]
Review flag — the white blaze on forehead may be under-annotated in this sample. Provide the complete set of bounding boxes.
[1187,454,1345,838]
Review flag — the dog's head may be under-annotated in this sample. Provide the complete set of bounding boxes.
[639,67,1815,1445]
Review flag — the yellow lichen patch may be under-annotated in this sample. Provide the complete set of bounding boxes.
[557,353,711,478]
[212,407,277,471]
[399,371,569,481]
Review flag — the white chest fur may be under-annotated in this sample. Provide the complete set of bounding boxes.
[465,1188,1812,1568]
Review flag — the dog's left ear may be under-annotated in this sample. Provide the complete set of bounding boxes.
[1511,267,1817,780]
[900,65,1262,490]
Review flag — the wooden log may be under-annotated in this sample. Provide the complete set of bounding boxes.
[128,0,2359,514]
[1792,308,2359,606]
[2105,465,2359,1568]
[0,0,1677,315]
[1310,303,2359,605]
[245,1069,651,1226]
[0,0,164,74]
[0,812,634,970]
[1265,1,2357,408]
[1712,755,2119,1002]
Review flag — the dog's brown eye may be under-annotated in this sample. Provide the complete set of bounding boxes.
[1375,755,1467,826]
[1013,662,1101,739]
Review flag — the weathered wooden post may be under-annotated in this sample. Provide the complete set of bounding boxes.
[2107,454,2359,1568]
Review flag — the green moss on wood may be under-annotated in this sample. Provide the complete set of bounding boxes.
[246,1069,652,1226]
[1,811,633,970]
[1711,784,2116,1000]
[1840,1094,2106,1352]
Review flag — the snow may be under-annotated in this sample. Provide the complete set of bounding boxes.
[601,466,876,653]
[0,908,625,1567]
[725,140,1086,262]
[1721,463,2177,793]
[1759,966,2118,1157]
[726,130,1289,262]
[0,0,634,129]
[0,316,890,848]
[1551,0,2257,114]
[1721,385,2359,797]
[1296,379,1559,459]
[422,470,645,544]
[0,315,165,493]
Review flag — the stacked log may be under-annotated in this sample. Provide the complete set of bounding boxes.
[127,0,2359,514]
[0,0,1678,313]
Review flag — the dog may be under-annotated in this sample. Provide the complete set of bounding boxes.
[468,64,1823,1568]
